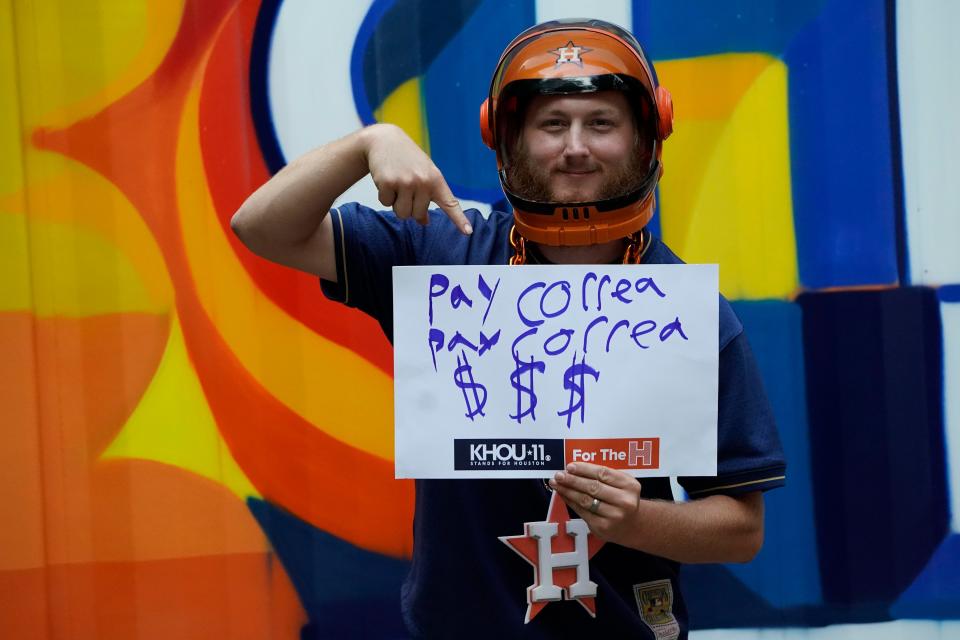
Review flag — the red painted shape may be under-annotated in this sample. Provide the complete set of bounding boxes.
[199,0,393,376]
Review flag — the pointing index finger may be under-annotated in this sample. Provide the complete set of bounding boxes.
[431,173,472,235]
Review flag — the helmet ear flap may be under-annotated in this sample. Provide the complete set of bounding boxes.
[655,86,674,140]
[479,99,495,149]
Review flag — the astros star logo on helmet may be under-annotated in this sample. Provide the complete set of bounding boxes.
[549,40,591,66]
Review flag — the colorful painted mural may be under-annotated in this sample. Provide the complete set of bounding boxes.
[2,0,957,638]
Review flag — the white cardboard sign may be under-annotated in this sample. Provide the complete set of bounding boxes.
[393,264,718,479]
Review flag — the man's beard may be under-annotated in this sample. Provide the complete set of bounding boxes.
[507,145,649,203]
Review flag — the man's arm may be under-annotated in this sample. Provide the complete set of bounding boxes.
[550,462,764,563]
[230,123,471,279]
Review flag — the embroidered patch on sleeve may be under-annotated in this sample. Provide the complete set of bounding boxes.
[633,579,680,640]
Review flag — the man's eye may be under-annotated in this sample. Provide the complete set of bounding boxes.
[591,119,614,128]
[542,120,566,130]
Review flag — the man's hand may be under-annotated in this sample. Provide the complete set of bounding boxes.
[231,123,473,279]
[550,462,765,563]
[364,124,472,234]
[549,462,643,546]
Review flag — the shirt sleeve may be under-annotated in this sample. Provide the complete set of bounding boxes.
[319,202,439,341]
[678,326,787,498]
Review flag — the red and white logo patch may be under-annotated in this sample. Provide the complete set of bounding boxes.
[499,491,605,623]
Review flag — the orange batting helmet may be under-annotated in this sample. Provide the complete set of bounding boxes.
[480,19,673,247]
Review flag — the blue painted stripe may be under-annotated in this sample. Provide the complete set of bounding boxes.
[940,284,960,303]
[883,0,910,285]
[891,533,960,619]
[249,0,286,174]
[422,0,535,202]
[798,286,947,605]
[728,300,822,609]
[632,0,825,60]
[247,498,410,634]
[350,0,395,126]
[786,0,899,288]
[352,0,485,122]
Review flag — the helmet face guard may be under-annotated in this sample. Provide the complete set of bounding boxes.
[480,19,673,246]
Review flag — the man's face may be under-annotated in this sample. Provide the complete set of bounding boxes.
[508,91,649,203]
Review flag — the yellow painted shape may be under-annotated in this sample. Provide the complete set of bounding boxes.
[102,313,259,500]
[375,76,430,153]
[0,213,33,311]
[1,0,184,196]
[658,54,775,120]
[0,155,173,313]
[657,54,771,251]
[656,119,726,241]
[658,55,798,300]
[0,2,26,199]
[176,66,394,461]
[3,211,167,316]
[10,0,184,129]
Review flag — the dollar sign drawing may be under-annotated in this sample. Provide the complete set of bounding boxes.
[557,351,599,428]
[509,354,545,423]
[453,350,487,420]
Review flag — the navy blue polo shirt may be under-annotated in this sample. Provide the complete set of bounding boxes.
[321,202,786,639]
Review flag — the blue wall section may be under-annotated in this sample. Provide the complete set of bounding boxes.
[682,564,783,628]
[423,0,535,202]
[892,534,960,619]
[892,293,960,621]
[631,0,823,60]
[248,498,411,638]
[686,289,953,628]
[358,0,484,117]
[784,0,900,289]
[728,301,822,609]
[799,287,947,605]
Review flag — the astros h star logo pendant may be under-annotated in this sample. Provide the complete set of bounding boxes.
[499,491,605,623]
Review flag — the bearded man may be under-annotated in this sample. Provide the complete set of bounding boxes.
[232,18,785,639]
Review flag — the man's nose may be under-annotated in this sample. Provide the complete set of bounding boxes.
[563,123,589,159]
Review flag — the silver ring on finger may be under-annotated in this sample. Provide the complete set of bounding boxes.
[589,497,601,514]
